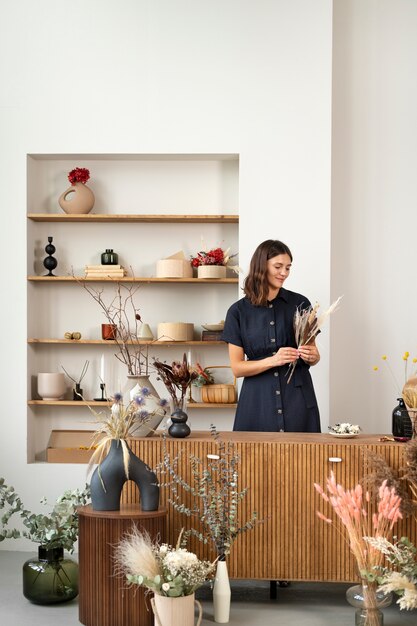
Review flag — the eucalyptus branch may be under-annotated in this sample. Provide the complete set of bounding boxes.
[156,426,265,558]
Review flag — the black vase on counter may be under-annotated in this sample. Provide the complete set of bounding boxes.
[392,397,412,439]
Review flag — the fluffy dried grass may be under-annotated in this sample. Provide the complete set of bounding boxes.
[114,527,160,579]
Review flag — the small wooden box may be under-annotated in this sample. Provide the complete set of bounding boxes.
[157,322,194,341]
[47,430,97,463]
[156,259,193,278]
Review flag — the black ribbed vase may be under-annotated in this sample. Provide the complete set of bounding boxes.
[392,397,412,439]
[90,439,159,511]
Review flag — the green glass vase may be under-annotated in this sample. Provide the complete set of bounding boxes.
[22,546,78,604]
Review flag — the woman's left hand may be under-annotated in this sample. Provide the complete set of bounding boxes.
[298,343,320,366]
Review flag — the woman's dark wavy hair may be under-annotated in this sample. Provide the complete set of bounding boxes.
[244,239,293,306]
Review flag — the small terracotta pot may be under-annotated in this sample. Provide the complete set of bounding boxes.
[102,324,117,340]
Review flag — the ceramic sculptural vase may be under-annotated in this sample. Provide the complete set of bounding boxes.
[151,594,203,626]
[168,399,191,438]
[90,439,159,511]
[392,398,412,439]
[58,181,95,215]
[23,546,78,605]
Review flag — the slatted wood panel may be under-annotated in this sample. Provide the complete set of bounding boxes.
[124,433,417,582]
[78,505,167,626]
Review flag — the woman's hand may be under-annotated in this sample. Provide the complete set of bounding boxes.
[272,347,299,367]
[298,343,320,366]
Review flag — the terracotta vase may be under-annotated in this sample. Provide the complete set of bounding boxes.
[151,593,202,626]
[58,182,95,215]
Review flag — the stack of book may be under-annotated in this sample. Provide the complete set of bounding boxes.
[201,330,224,341]
[84,264,126,279]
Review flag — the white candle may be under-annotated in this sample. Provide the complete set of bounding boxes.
[188,350,192,366]
[100,354,105,383]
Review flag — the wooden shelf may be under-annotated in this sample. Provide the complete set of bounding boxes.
[28,338,225,345]
[27,213,239,223]
[28,400,111,406]
[187,402,237,408]
[28,276,238,283]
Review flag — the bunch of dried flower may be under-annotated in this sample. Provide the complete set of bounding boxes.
[287,296,342,383]
[153,353,197,411]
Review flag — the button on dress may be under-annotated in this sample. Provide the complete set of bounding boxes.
[221,288,321,432]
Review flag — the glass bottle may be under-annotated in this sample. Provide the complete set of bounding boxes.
[101,249,119,265]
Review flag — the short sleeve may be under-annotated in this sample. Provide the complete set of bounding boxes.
[221,302,243,347]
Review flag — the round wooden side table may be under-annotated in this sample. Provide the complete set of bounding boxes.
[78,504,167,626]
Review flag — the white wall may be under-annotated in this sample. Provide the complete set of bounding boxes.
[331,0,417,431]
[0,1,332,548]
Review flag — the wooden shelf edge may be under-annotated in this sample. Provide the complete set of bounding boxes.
[187,403,237,409]
[28,400,111,406]
[28,338,226,345]
[27,276,238,283]
[27,213,239,223]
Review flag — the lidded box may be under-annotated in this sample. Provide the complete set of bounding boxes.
[156,251,193,278]
[157,322,194,342]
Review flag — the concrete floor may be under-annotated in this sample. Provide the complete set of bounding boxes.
[0,550,415,625]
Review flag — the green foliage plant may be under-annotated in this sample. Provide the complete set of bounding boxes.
[0,478,90,552]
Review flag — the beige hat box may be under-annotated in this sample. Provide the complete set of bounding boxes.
[157,322,194,341]
[156,251,193,278]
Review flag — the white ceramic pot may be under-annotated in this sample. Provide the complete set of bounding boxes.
[197,265,226,279]
[151,593,202,626]
[37,373,66,400]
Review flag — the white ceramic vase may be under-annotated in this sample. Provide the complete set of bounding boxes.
[122,375,166,436]
[151,593,202,626]
[37,373,66,400]
[213,560,231,623]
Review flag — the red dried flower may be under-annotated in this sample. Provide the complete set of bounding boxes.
[68,167,90,185]
[190,247,232,267]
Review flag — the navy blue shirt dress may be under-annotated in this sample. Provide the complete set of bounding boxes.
[221,287,321,432]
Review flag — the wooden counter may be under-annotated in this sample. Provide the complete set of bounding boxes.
[123,432,416,583]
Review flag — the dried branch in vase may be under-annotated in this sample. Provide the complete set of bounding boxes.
[75,272,152,376]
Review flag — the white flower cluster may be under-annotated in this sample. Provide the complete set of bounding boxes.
[162,548,199,577]
[329,422,361,434]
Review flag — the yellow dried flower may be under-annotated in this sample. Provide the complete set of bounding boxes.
[382,355,387,360]
[373,366,379,371]
[413,358,417,364]
[404,351,410,358]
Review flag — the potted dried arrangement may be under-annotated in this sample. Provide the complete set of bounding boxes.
[58,167,95,215]
[0,478,90,604]
[314,473,402,626]
[153,353,198,438]
[190,246,237,279]
[157,426,262,623]
[115,528,215,626]
[61,359,89,400]
[87,390,168,511]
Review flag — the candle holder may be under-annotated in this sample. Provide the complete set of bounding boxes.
[94,383,106,402]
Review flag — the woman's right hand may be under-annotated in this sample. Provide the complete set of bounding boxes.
[270,347,299,367]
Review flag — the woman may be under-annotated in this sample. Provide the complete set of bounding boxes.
[222,239,321,432]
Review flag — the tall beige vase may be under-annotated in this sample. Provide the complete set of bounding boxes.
[213,560,231,623]
[151,594,202,626]
[58,182,95,214]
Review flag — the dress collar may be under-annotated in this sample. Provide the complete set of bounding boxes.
[268,287,289,304]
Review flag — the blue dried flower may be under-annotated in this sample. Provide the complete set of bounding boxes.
[140,387,151,397]
[139,410,149,419]
[133,395,146,406]
[113,392,123,403]
[158,398,169,407]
